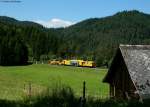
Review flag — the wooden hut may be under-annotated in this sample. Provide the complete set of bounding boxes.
[103,45,150,101]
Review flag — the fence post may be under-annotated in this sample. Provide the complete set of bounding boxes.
[82,81,86,107]
[28,82,32,100]
[24,83,25,90]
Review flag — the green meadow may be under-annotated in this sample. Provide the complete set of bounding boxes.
[0,64,108,101]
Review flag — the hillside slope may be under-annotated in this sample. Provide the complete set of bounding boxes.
[1,10,150,66]
[59,10,150,66]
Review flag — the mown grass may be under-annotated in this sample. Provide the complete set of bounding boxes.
[0,64,108,101]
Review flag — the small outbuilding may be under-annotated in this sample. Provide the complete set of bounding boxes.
[103,45,150,101]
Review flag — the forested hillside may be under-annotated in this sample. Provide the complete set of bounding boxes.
[0,10,150,66]
[59,10,150,66]
[0,16,59,65]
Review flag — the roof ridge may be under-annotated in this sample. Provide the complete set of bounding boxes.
[119,44,150,50]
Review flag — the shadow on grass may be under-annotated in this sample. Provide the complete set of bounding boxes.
[0,86,150,107]
[0,62,33,67]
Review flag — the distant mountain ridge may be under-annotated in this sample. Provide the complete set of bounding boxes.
[1,10,150,66]
[0,16,44,28]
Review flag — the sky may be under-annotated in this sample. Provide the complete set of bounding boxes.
[0,0,150,28]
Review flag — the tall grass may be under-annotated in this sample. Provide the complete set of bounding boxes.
[0,85,150,107]
[30,85,80,107]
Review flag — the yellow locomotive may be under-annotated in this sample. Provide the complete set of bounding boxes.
[48,59,96,68]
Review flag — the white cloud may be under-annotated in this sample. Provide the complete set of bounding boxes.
[35,18,75,28]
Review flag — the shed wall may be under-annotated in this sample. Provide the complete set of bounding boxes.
[110,50,139,100]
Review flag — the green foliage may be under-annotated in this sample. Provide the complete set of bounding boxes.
[0,86,150,107]
[58,10,150,66]
[0,27,28,65]
[1,10,150,66]
[31,86,79,107]
[0,17,59,63]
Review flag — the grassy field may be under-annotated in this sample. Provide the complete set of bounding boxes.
[0,64,108,101]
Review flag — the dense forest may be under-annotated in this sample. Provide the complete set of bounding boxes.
[0,10,150,66]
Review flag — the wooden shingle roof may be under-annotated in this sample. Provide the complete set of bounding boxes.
[120,45,150,99]
[104,45,150,99]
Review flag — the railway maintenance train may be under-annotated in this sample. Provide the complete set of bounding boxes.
[48,59,96,68]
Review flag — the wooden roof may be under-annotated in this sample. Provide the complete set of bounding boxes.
[103,45,150,99]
